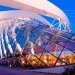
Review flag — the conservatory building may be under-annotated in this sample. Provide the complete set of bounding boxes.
[0,0,75,74]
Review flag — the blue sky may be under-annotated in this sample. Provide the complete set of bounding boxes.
[49,0,75,34]
[0,0,75,33]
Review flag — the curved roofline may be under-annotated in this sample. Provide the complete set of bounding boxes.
[0,10,51,26]
[0,0,71,32]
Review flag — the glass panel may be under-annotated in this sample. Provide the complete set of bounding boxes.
[24,29,30,39]
[34,45,44,54]
[71,35,75,41]
[22,48,29,55]
[16,35,20,42]
[11,41,16,51]
[18,56,27,67]
[35,52,57,67]
[34,48,57,67]
[21,45,47,68]
[56,36,68,47]
[24,42,31,51]
[32,29,42,35]
[34,47,49,68]
[9,37,13,45]
[46,28,58,34]
[55,59,66,66]
[47,54,57,67]
[30,26,37,32]
[17,29,24,36]
[32,25,49,35]
[15,28,25,37]
[41,32,54,41]
[26,54,39,67]
[19,37,26,47]
[45,41,52,53]
[45,42,63,57]
[36,25,49,29]
[65,41,75,52]
[59,48,75,64]
[29,33,38,43]
[59,32,72,39]
[15,27,19,34]
[35,37,49,49]
[20,24,26,30]
[22,44,49,68]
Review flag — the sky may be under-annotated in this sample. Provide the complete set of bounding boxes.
[0,0,75,33]
[49,0,75,34]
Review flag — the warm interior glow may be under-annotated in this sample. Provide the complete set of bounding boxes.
[9,64,12,67]
[22,61,25,64]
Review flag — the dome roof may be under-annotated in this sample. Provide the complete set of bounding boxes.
[0,19,75,68]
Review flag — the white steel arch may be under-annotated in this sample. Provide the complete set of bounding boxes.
[0,0,71,31]
[0,10,51,26]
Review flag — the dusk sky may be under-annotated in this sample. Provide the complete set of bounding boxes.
[0,0,75,33]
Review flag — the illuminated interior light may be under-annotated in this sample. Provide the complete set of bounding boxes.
[9,64,12,67]
[22,61,25,64]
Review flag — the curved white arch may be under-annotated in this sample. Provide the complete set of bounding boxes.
[0,0,71,31]
[0,41,3,58]
[0,10,51,26]
[1,33,7,56]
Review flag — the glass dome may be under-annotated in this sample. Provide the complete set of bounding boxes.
[0,18,75,68]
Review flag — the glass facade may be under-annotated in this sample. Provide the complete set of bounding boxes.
[0,18,75,69]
